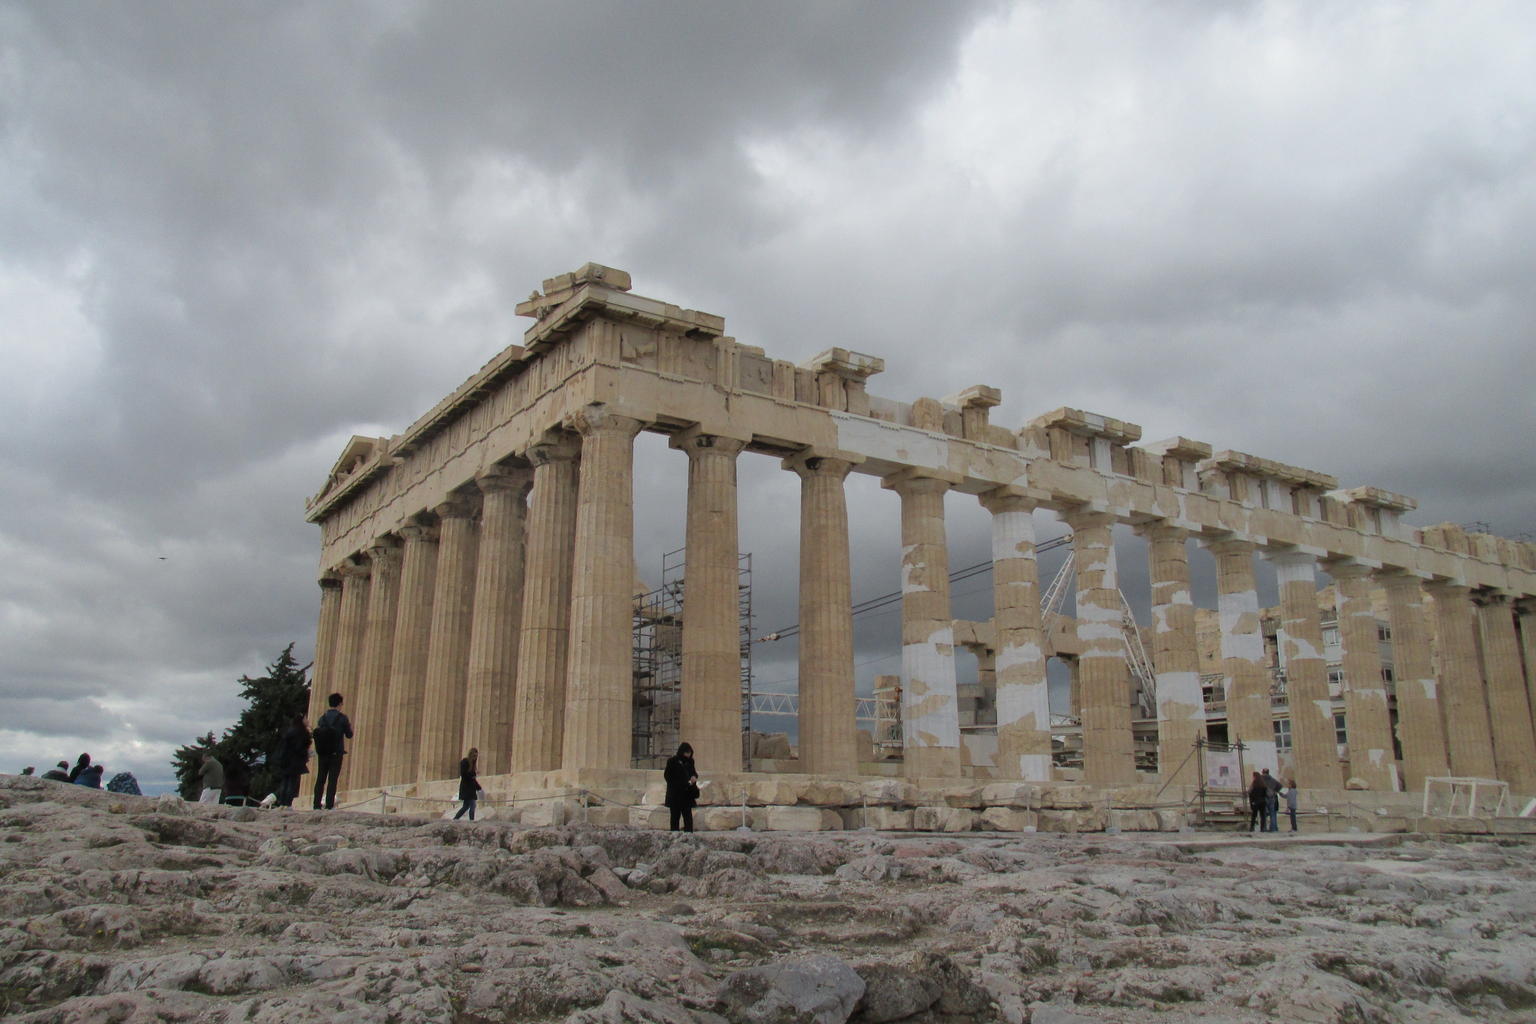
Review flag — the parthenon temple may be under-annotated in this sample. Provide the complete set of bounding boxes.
[305,263,1536,831]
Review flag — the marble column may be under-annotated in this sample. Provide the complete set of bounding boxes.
[981,490,1052,781]
[1521,600,1536,733]
[416,499,481,784]
[1476,593,1536,791]
[1425,581,1496,779]
[509,435,581,773]
[1327,561,1398,791]
[789,454,859,776]
[561,407,645,772]
[1140,522,1205,788]
[380,522,439,787]
[307,574,344,731]
[347,538,402,791]
[1065,509,1135,785]
[330,561,371,720]
[462,468,533,776]
[1267,549,1342,789]
[887,471,962,779]
[1206,537,1275,773]
[1378,570,1448,789]
[674,431,748,774]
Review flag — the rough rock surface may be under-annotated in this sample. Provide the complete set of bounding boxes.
[2,776,1535,1022]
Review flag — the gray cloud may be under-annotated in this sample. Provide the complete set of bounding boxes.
[2,0,1532,785]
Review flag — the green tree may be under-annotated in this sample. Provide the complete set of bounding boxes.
[170,644,311,802]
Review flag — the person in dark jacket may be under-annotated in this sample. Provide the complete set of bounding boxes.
[1248,771,1266,832]
[453,748,483,821]
[41,761,70,782]
[311,692,353,811]
[1261,768,1283,832]
[67,753,91,783]
[75,764,105,789]
[663,742,699,833]
[274,714,311,808]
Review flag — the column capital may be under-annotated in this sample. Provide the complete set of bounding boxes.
[366,536,402,562]
[979,484,1048,515]
[337,559,371,581]
[1471,588,1513,608]
[567,403,645,440]
[1133,519,1188,543]
[1202,534,1255,557]
[1262,546,1320,570]
[433,496,477,521]
[526,430,582,466]
[881,466,962,494]
[1321,557,1376,580]
[399,522,439,544]
[1424,579,1471,601]
[318,572,344,591]
[784,451,859,481]
[1060,506,1117,532]
[670,429,748,459]
[1374,567,1425,592]
[476,465,533,497]
[1515,597,1536,616]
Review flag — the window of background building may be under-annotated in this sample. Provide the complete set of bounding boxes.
[1334,713,1348,746]
[1274,718,1293,751]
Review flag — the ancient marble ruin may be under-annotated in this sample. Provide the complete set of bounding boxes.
[305,263,1536,830]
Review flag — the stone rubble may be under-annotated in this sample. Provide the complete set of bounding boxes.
[2,776,1535,1023]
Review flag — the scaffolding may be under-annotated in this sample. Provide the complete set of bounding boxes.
[631,547,752,769]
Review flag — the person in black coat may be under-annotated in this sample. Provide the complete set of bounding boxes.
[1247,771,1266,832]
[274,714,311,808]
[67,753,91,783]
[453,748,483,821]
[663,742,699,833]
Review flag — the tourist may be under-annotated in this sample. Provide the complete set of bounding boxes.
[311,692,353,810]
[199,753,225,804]
[67,753,91,783]
[664,742,699,833]
[1248,771,1266,832]
[274,714,311,808]
[19,766,34,776]
[75,763,105,788]
[41,761,70,782]
[1284,779,1299,833]
[453,748,483,821]
[1261,769,1283,832]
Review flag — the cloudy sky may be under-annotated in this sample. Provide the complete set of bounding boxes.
[4,1,1533,789]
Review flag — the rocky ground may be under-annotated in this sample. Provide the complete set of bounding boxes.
[2,776,1535,1023]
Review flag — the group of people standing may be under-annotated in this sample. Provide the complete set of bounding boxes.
[1248,768,1299,832]
[196,691,354,809]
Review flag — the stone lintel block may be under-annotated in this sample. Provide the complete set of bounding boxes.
[932,784,985,809]
[799,347,885,380]
[979,783,1039,808]
[1036,807,1108,832]
[1027,406,1142,444]
[1342,485,1418,512]
[1139,436,1213,462]
[629,805,670,829]
[912,805,977,832]
[943,384,1003,409]
[861,778,919,806]
[980,483,1052,509]
[856,806,915,830]
[795,779,863,805]
[760,806,840,831]
[979,807,1038,831]
[697,807,750,831]
[540,263,633,297]
[1201,450,1338,491]
[1420,522,1470,555]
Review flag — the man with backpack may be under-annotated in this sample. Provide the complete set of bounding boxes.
[311,692,353,811]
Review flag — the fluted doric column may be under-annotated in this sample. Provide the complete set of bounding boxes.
[380,522,439,786]
[674,431,748,774]
[1139,522,1205,788]
[510,434,581,773]
[1267,549,1341,789]
[330,561,372,715]
[1425,581,1496,779]
[1476,593,1536,792]
[347,538,402,790]
[886,470,962,779]
[561,407,645,772]
[1520,600,1536,734]
[789,453,859,776]
[1378,570,1448,789]
[416,499,481,783]
[308,574,344,729]
[981,490,1051,781]
[462,467,533,776]
[1327,561,1398,791]
[1206,537,1275,772]
[1065,509,1135,785]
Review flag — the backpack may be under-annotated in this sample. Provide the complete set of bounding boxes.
[106,772,141,795]
[312,713,342,756]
